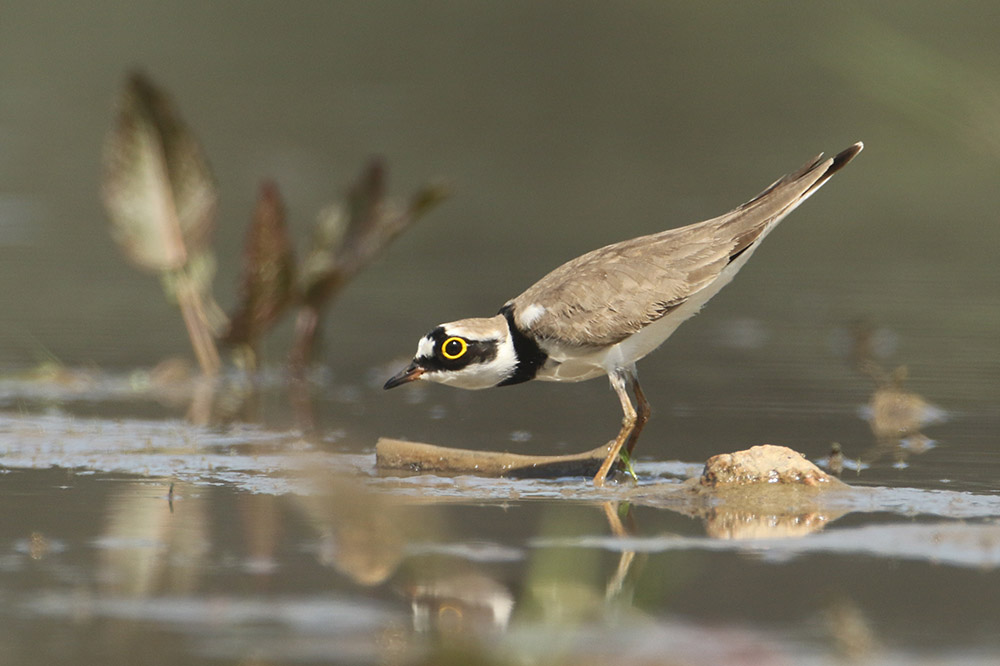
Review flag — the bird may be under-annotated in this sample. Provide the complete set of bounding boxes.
[384,142,863,486]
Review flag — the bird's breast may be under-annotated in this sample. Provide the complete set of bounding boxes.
[532,340,615,383]
[535,357,607,382]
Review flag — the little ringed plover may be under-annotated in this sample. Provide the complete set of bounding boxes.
[385,142,863,486]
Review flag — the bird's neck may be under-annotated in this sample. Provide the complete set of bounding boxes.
[496,304,548,386]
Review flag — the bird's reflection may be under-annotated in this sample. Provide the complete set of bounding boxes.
[600,501,642,602]
[406,569,515,635]
[295,475,413,587]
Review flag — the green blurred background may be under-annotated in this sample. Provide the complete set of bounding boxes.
[0,2,996,456]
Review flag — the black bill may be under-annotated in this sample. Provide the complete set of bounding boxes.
[383,361,425,390]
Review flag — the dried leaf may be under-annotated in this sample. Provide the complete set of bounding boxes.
[343,158,385,248]
[298,204,348,309]
[102,71,217,272]
[299,160,448,309]
[290,161,448,372]
[371,181,450,252]
[298,159,385,308]
[409,182,451,220]
[223,181,297,349]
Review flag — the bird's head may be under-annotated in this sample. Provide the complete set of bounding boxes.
[384,314,516,391]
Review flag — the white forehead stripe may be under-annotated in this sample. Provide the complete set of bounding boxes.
[519,303,546,328]
[416,336,435,359]
[441,315,507,340]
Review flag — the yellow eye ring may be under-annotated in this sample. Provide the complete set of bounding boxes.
[441,336,468,360]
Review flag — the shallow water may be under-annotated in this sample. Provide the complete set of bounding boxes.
[1,393,999,664]
[2,2,1000,664]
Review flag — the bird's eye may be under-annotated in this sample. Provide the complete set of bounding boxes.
[441,336,468,360]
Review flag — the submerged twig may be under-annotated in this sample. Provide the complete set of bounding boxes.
[375,438,614,478]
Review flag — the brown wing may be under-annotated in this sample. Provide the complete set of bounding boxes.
[508,143,862,348]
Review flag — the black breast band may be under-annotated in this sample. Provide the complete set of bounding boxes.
[497,304,548,386]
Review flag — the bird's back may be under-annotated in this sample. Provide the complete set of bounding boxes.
[507,144,862,350]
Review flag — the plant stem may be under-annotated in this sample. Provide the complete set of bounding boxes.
[174,270,221,376]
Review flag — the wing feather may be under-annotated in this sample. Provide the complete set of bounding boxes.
[508,143,862,348]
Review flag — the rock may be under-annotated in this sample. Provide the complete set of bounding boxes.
[700,444,845,488]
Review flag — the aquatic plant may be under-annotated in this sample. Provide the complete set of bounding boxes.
[101,72,446,376]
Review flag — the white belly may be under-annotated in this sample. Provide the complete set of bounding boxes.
[534,303,697,383]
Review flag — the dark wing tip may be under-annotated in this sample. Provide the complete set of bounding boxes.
[743,142,863,209]
[829,141,864,173]
[800,141,863,197]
